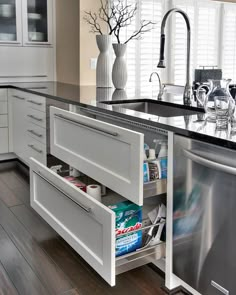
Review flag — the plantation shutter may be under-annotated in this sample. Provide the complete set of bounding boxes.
[171,0,195,86]
[171,0,219,85]
[222,3,236,82]
[112,0,164,98]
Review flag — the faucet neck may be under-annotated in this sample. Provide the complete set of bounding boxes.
[158,8,192,104]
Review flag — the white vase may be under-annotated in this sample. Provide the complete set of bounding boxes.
[112,44,128,90]
[96,35,112,88]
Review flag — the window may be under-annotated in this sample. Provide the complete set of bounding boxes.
[222,3,236,83]
[112,0,236,96]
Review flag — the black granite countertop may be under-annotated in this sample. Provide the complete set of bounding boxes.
[3,81,236,150]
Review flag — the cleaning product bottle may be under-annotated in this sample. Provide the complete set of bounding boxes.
[158,141,168,179]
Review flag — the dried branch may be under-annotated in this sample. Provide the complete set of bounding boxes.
[83,0,155,44]
[124,20,156,44]
[83,11,103,35]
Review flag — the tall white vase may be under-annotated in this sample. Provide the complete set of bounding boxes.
[96,35,112,88]
[112,44,127,90]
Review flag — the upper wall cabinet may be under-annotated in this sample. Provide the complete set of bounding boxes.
[0,0,53,47]
[0,0,22,45]
[22,0,53,46]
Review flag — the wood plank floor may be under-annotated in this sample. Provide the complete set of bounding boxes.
[0,161,184,295]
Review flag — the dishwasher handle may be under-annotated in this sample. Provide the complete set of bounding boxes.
[183,148,236,175]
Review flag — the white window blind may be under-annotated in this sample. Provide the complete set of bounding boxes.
[222,3,236,82]
[112,0,164,98]
[172,0,195,85]
[172,0,219,85]
[111,0,236,96]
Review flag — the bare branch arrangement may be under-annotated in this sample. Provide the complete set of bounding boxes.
[83,0,155,44]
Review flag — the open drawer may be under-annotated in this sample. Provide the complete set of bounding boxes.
[50,107,144,206]
[30,158,165,287]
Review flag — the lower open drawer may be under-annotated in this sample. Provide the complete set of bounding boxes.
[30,158,165,286]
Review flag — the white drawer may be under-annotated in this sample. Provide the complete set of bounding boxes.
[27,123,47,145]
[50,107,144,206]
[30,158,165,287]
[30,158,116,286]
[27,137,46,165]
[0,115,8,127]
[27,108,46,129]
[26,94,46,113]
[0,89,7,101]
[0,128,8,153]
[0,101,7,114]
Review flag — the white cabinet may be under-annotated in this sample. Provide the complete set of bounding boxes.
[8,89,47,164]
[0,89,8,154]
[8,90,27,160]
[0,0,53,47]
[50,107,144,206]
[22,0,53,46]
[0,0,22,45]
[0,0,55,83]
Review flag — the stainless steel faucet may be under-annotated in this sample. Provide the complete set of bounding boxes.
[149,72,165,100]
[157,8,193,105]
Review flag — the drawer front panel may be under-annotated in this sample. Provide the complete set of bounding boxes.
[50,107,144,205]
[26,95,46,113]
[27,108,46,129]
[0,102,7,114]
[0,128,8,153]
[0,115,8,127]
[0,89,7,101]
[30,158,116,286]
[27,137,46,165]
[27,123,47,145]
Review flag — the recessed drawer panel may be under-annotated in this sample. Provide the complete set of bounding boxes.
[0,89,7,101]
[27,137,46,165]
[26,95,46,113]
[50,107,144,206]
[27,108,46,129]
[0,102,7,114]
[30,158,116,286]
[0,128,8,153]
[27,123,47,145]
[0,115,8,127]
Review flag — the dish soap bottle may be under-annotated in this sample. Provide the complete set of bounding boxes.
[158,141,168,179]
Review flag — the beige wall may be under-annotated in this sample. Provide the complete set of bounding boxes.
[79,0,103,86]
[56,0,80,85]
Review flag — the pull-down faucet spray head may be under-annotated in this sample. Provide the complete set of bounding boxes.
[157,34,166,68]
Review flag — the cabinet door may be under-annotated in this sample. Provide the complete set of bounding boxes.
[0,0,22,45]
[9,90,27,159]
[50,107,144,205]
[22,0,53,46]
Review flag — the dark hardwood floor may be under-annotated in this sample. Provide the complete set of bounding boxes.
[0,161,183,295]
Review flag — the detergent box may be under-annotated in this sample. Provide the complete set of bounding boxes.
[108,201,142,257]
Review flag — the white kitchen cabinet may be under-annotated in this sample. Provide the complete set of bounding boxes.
[8,89,47,164]
[22,0,53,46]
[50,107,144,206]
[0,128,9,153]
[8,90,27,160]
[0,0,22,45]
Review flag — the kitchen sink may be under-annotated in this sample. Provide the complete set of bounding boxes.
[102,99,204,118]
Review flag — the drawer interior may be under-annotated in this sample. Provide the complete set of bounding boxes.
[53,167,167,273]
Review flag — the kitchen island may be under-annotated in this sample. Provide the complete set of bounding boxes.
[0,81,234,295]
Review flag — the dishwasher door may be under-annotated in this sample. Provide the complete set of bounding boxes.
[173,135,236,295]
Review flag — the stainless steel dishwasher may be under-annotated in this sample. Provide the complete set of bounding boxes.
[173,135,236,295]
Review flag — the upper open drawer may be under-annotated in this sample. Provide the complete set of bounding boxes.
[50,107,144,206]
